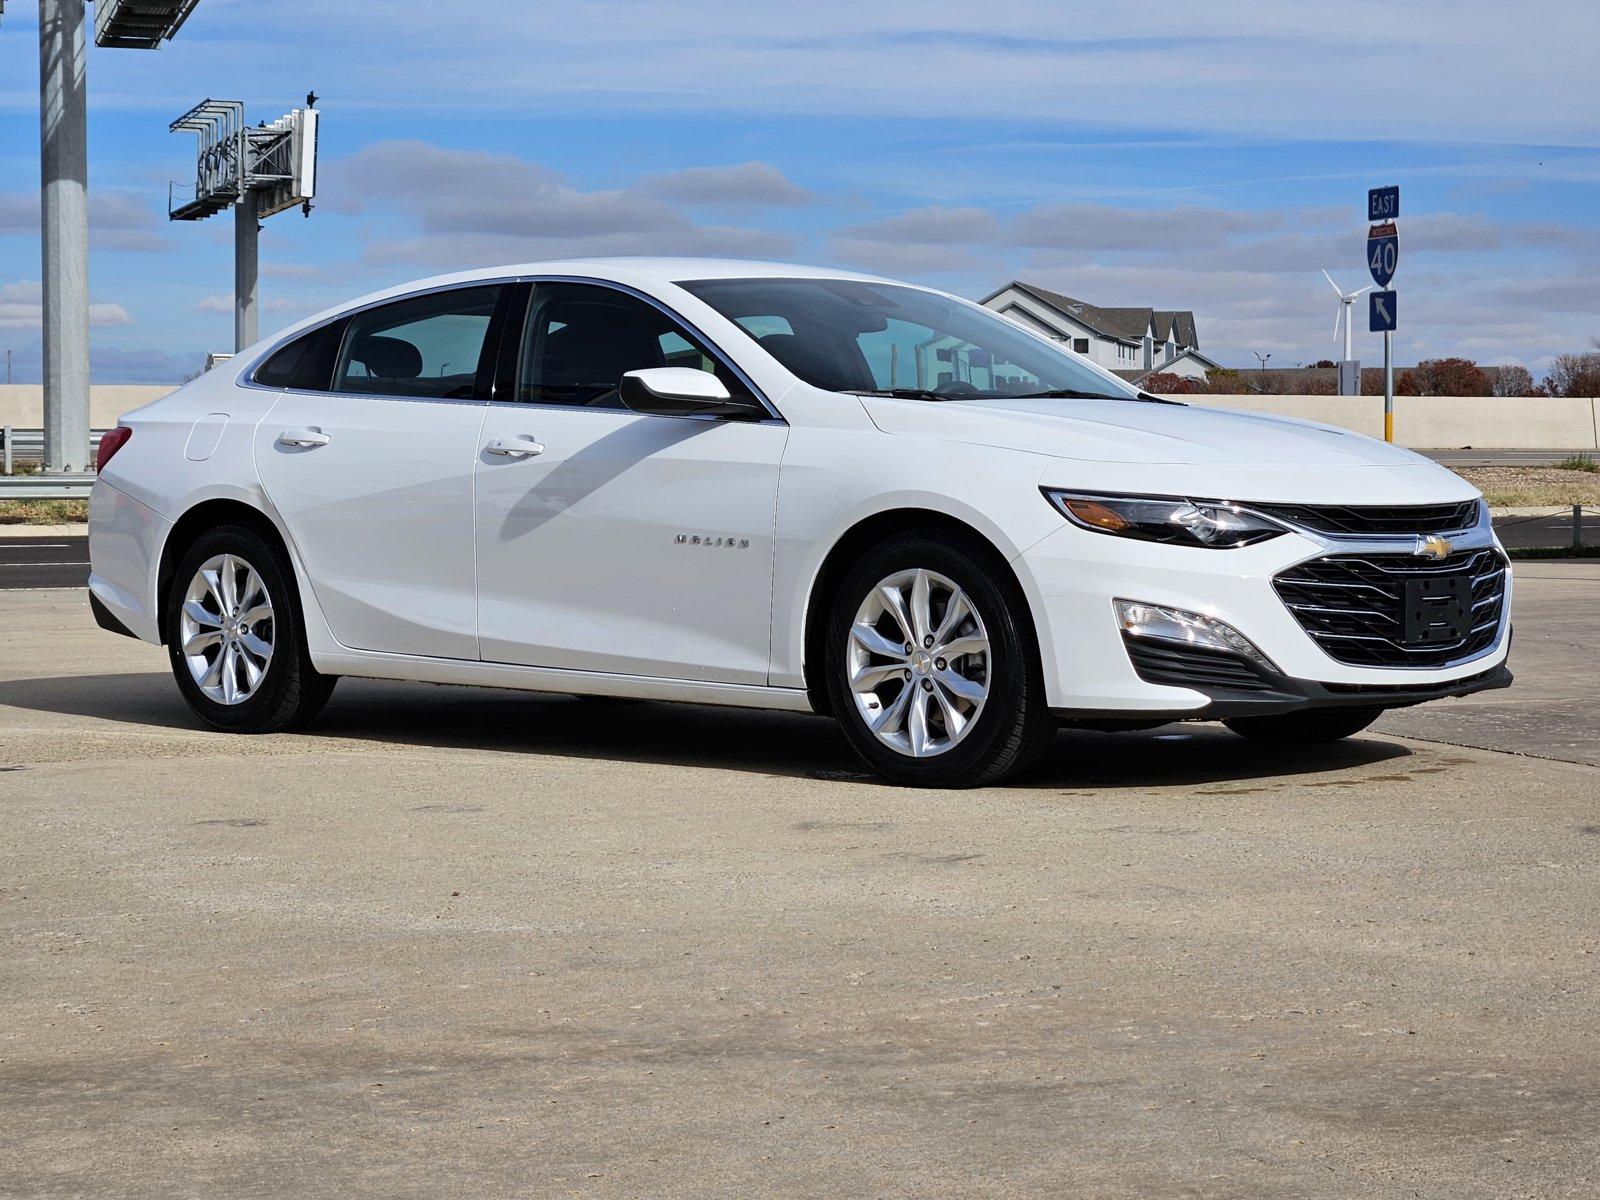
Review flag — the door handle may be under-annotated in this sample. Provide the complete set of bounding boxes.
[485,435,544,458]
[277,428,331,448]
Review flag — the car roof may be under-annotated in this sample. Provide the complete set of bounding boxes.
[250,258,911,358]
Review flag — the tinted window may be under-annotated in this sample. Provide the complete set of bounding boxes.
[680,277,1138,400]
[518,282,743,408]
[252,320,347,391]
[334,286,502,399]
[254,333,310,388]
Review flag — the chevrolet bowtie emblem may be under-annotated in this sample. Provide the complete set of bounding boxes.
[1415,534,1454,561]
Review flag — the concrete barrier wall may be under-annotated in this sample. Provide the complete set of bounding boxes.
[0,385,175,429]
[1,385,1597,450]
[1179,395,1599,450]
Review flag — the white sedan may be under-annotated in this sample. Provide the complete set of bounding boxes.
[88,259,1511,786]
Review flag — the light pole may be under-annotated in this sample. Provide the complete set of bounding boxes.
[38,0,90,472]
[29,0,204,474]
[1254,352,1272,371]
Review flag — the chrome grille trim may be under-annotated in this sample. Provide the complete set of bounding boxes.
[1273,547,1508,668]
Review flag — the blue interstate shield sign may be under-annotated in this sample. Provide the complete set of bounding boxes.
[1368,222,1398,288]
[1369,289,1397,333]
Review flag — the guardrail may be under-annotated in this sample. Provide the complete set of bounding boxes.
[0,471,96,499]
[1,425,109,472]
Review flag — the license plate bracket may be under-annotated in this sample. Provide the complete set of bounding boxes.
[1402,575,1473,644]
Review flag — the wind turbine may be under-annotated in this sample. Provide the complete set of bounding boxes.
[1321,269,1374,363]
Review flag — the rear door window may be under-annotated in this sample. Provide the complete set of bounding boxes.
[333,285,503,399]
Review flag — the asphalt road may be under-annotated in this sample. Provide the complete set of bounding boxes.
[2,565,1597,1198]
[1422,449,1594,467]
[0,535,91,590]
[1492,508,1600,550]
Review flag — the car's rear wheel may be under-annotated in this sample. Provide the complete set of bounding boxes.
[823,531,1055,787]
[165,524,335,732]
[1223,706,1383,744]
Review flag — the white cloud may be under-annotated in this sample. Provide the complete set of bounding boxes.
[0,189,170,252]
[0,280,131,329]
[324,140,796,268]
[636,162,815,207]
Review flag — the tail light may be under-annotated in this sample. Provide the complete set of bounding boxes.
[96,425,132,472]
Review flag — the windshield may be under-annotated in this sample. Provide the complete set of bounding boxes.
[677,277,1141,401]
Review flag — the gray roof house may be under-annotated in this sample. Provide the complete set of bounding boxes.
[980,281,1220,382]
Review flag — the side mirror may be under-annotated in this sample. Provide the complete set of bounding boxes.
[619,368,759,419]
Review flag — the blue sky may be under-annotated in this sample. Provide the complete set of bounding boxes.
[2,0,1599,381]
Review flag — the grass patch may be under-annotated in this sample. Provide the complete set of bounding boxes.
[1456,465,1600,507]
[1,462,88,524]
[0,499,89,525]
[1556,452,1598,472]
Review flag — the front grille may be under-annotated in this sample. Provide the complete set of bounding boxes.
[1125,638,1276,692]
[1273,548,1507,668]
[1249,500,1481,536]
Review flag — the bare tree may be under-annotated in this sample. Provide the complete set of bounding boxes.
[1546,352,1600,398]
[1491,365,1535,397]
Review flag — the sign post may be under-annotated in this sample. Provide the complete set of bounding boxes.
[1367,187,1400,441]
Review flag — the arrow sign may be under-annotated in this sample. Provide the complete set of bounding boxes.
[1368,221,1398,288]
[1369,289,1397,333]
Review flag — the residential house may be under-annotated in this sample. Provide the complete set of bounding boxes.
[980,281,1220,383]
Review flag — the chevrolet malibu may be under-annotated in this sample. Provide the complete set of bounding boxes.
[87,260,1511,786]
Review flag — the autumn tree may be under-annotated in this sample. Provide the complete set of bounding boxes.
[1412,357,1490,396]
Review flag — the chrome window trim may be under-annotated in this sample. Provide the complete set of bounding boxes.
[238,273,784,425]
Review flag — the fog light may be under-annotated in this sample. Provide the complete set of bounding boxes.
[1114,599,1278,673]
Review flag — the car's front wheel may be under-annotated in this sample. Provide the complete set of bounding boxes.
[823,531,1056,787]
[165,524,335,732]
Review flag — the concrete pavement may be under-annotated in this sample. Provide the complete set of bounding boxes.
[1,571,1597,1199]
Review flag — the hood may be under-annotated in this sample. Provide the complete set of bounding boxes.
[861,395,1425,470]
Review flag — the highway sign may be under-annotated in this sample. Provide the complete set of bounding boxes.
[1368,185,1399,222]
[1367,221,1398,288]
[1369,289,1397,333]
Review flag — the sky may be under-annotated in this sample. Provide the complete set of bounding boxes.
[2,0,1599,383]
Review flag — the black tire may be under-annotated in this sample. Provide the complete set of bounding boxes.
[1223,706,1383,744]
[165,523,335,733]
[823,530,1056,787]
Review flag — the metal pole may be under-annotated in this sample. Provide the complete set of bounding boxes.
[38,0,91,473]
[1575,505,1583,551]
[234,190,259,352]
[1383,329,1394,443]
[3,426,12,476]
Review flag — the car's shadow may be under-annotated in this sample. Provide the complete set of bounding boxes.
[0,671,1412,788]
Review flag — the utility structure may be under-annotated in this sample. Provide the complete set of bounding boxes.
[1320,269,1372,396]
[168,97,318,352]
[20,0,202,473]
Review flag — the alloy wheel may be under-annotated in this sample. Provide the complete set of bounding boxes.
[178,553,275,705]
[846,567,991,757]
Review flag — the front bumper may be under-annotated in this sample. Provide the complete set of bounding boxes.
[1017,501,1512,718]
[1091,633,1512,721]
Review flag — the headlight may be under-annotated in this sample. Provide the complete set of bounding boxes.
[1042,490,1286,548]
